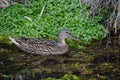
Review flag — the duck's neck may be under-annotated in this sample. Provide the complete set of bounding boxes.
[57,37,66,46]
[57,37,69,53]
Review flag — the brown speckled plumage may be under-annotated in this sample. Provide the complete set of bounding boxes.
[9,29,79,55]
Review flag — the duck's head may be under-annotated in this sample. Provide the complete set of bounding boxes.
[58,29,79,42]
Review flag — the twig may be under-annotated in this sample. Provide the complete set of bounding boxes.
[113,0,120,34]
[37,5,46,19]
[24,16,32,21]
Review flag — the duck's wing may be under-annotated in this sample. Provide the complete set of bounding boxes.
[15,38,62,55]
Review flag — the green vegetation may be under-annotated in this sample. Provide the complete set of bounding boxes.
[42,73,108,80]
[43,74,79,80]
[0,0,104,48]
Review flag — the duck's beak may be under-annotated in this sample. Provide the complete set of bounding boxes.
[70,35,79,41]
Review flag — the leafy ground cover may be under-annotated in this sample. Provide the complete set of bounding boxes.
[0,0,104,48]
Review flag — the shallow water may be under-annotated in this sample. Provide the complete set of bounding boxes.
[0,35,120,80]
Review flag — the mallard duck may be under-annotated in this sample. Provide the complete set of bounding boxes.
[9,29,79,55]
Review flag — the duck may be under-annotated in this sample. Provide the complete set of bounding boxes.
[9,29,79,55]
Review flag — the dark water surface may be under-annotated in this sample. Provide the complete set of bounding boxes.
[0,35,120,80]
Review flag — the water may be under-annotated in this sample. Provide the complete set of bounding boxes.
[0,35,120,80]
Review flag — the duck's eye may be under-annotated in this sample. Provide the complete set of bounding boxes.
[66,32,71,34]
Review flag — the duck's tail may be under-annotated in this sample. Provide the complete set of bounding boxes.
[9,36,20,46]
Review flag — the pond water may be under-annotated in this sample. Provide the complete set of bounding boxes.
[0,34,120,80]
